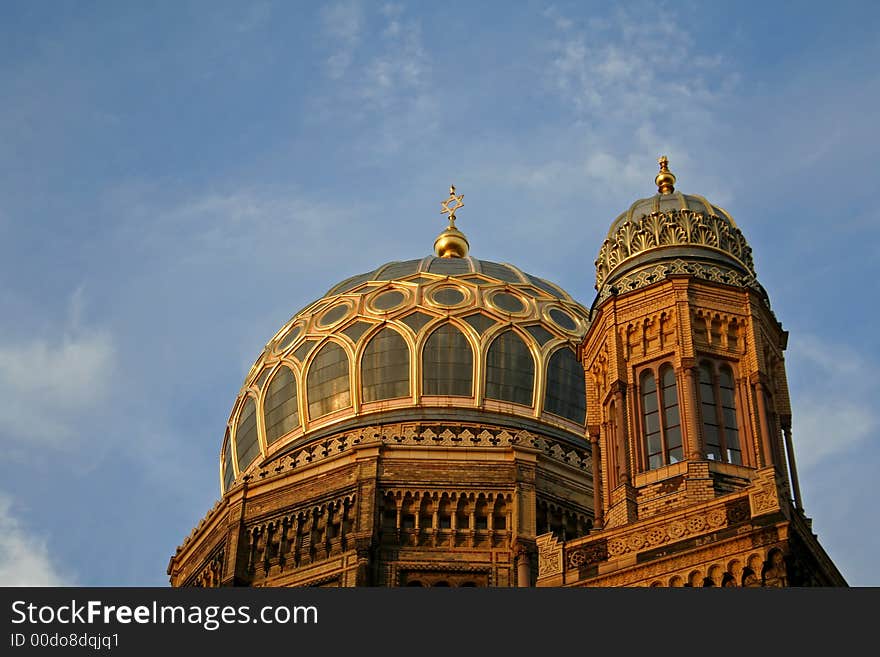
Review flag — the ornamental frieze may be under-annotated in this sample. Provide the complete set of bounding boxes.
[563,498,750,569]
[237,424,591,487]
[595,209,755,290]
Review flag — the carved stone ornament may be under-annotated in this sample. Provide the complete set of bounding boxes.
[595,209,756,291]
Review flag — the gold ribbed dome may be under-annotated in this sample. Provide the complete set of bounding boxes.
[594,158,757,303]
[221,255,591,492]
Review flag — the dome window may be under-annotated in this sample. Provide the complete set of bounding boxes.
[430,286,466,307]
[222,431,234,492]
[489,292,526,314]
[306,342,352,419]
[548,308,577,332]
[361,327,410,402]
[422,324,474,396]
[276,325,302,352]
[544,348,586,424]
[317,302,352,328]
[234,397,260,473]
[264,366,299,446]
[370,290,406,312]
[485,330,534,406]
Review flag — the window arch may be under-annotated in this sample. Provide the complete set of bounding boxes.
[422,324,473,396]
[264,366,298,445]
[698,361,742,464]
[640,363,682,470]
[485,330,534,405]
[361,327,410,402]
[544,348,586,424]
[306,342,351,419]
[222,431,234,491]
[235,397,260,473]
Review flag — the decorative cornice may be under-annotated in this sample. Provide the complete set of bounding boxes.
[594,257,767,308]
[225,422,591,495]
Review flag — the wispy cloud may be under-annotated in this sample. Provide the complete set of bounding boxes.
[0,290,115,455]
[316,2,435,152]
[322,1,364,79]
[787,333,876,471]
[0,492,72,586]
[529,5,739,202]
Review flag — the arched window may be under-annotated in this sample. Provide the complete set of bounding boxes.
[222,431,234,491]
[235,397,260,472]
[307,342,351,419]
[699,361,742,464]
[485,330,534,406]
[544,348,586,424]
[361,327,410,402]
[422,324,473,396]
[640,364,682,470]
[264,366,298,445]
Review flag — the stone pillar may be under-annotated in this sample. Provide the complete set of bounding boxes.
[515,543,531,587]
[681,361,703,460]
[754,381,774,469]
[782,422,803,511]
[588,428,604,529]
[613,387,629,484]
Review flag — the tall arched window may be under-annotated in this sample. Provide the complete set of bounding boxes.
[361,327,410,401]
[222,431,234,492]
[544,348,586,424]
[235,397,260,473]
[422,324,473,396]
[264,366,298,445]
[699,361,742,464]
[640,364,682,470]
[485,330,534,406]
[307,342,351,419]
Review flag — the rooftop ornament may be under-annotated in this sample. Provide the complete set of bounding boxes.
[434,184,470,258]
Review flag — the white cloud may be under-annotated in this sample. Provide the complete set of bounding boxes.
[787,334,876,471]
[531,7,738,200]
[321,1,364,79]
[316,3,435,153]
[0,493,72,586]
[0,291,115,453]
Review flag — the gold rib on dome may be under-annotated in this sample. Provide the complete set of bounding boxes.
[434,184,469,258]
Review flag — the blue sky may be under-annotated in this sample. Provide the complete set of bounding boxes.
[0,0,877,586]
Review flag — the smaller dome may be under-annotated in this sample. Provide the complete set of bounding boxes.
[594,158,757,304]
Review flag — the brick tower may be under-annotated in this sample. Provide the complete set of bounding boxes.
[536,158,846,587]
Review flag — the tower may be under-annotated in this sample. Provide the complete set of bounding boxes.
[536,158,846,587]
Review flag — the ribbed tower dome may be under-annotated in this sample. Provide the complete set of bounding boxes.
[594,157,760,305]
[220,251,591,493]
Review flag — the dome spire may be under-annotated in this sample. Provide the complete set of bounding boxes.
[434,184,470,257]
[655,155,676,195]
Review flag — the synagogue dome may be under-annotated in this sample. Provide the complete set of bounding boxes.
[220,241,591,493]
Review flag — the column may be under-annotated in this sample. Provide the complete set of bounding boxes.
[589,429,604,529]
[783,423,803,511]
[682,362,703,460]
[613,388,629,484]
[754,382,774,469]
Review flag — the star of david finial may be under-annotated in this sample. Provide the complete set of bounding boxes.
[440,184,465,228]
